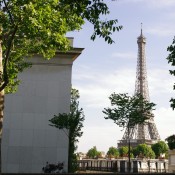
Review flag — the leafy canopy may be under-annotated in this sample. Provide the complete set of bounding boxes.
[167,38,175,109]
[118,146,129,157]
[86,146,101,159]
[50,88,85,145]
[107,146,119,158]
[0,0,122,92]
[151,141,168,158]
[165,134,175,150]
[103,93,156,128]
[118,146,134,158]
[133,144,155,159]
[49,88,85,172]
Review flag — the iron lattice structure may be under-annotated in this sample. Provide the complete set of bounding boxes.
[118,29,160,148]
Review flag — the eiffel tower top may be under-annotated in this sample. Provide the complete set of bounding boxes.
[137,23,146,43]
[135,24,149,101]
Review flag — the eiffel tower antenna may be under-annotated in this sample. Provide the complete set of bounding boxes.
[141,23,143,35]
[118,27,160,148]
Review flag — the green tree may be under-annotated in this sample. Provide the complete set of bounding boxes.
[151,141,168,158]
[133,144,155,159]
[103,93,156,129]
[49,88,85,173]
[167,39,175,110]
[86,146,101,159]
[118,146,134,158]
[103,93,155,172]
[118,146,129,157]
[0,0,122,93]
[107,146,119,158]
[165,134,175,150]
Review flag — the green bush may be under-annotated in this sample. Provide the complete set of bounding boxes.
[133,144,155,159]
[165,134,175,150]
[151,141,168,158]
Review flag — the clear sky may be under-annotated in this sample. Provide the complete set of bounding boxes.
[68,0,175,153]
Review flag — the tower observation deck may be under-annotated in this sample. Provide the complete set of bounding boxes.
[118,28,160,148]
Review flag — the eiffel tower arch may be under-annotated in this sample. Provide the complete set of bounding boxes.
[118,28,160,148]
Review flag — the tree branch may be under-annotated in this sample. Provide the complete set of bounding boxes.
[3,0,14,24]
[0,25,18,92]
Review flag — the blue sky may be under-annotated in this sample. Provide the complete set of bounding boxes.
[68,0,175,153]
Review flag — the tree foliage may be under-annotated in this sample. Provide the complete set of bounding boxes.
[0,0,122,92]
[151,141,168,158]
[103,93,156,128]
[165,134,175,150]
[167,38,175,109]
[133,144,155,159]
[118,146,134,158]
[118,146,129,157]
[107,146,119,158]
[86,146,101,159]
[49,88,85,173]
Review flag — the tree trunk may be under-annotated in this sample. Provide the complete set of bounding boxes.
[0,93,4,173]
[0,39,4,173]
[0,138,1,173]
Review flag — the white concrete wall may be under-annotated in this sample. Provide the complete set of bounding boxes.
[1,50,82,173]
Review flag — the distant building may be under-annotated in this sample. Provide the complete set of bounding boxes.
[100,151,106,158]
[77,152,87,160]
[2,38,83,173]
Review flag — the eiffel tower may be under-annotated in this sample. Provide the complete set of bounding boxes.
[118,27,160,148]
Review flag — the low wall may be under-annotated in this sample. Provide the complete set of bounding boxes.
[78,158,168,173]
[1,173,175,175]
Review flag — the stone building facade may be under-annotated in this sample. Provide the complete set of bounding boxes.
[1,38,83,173]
